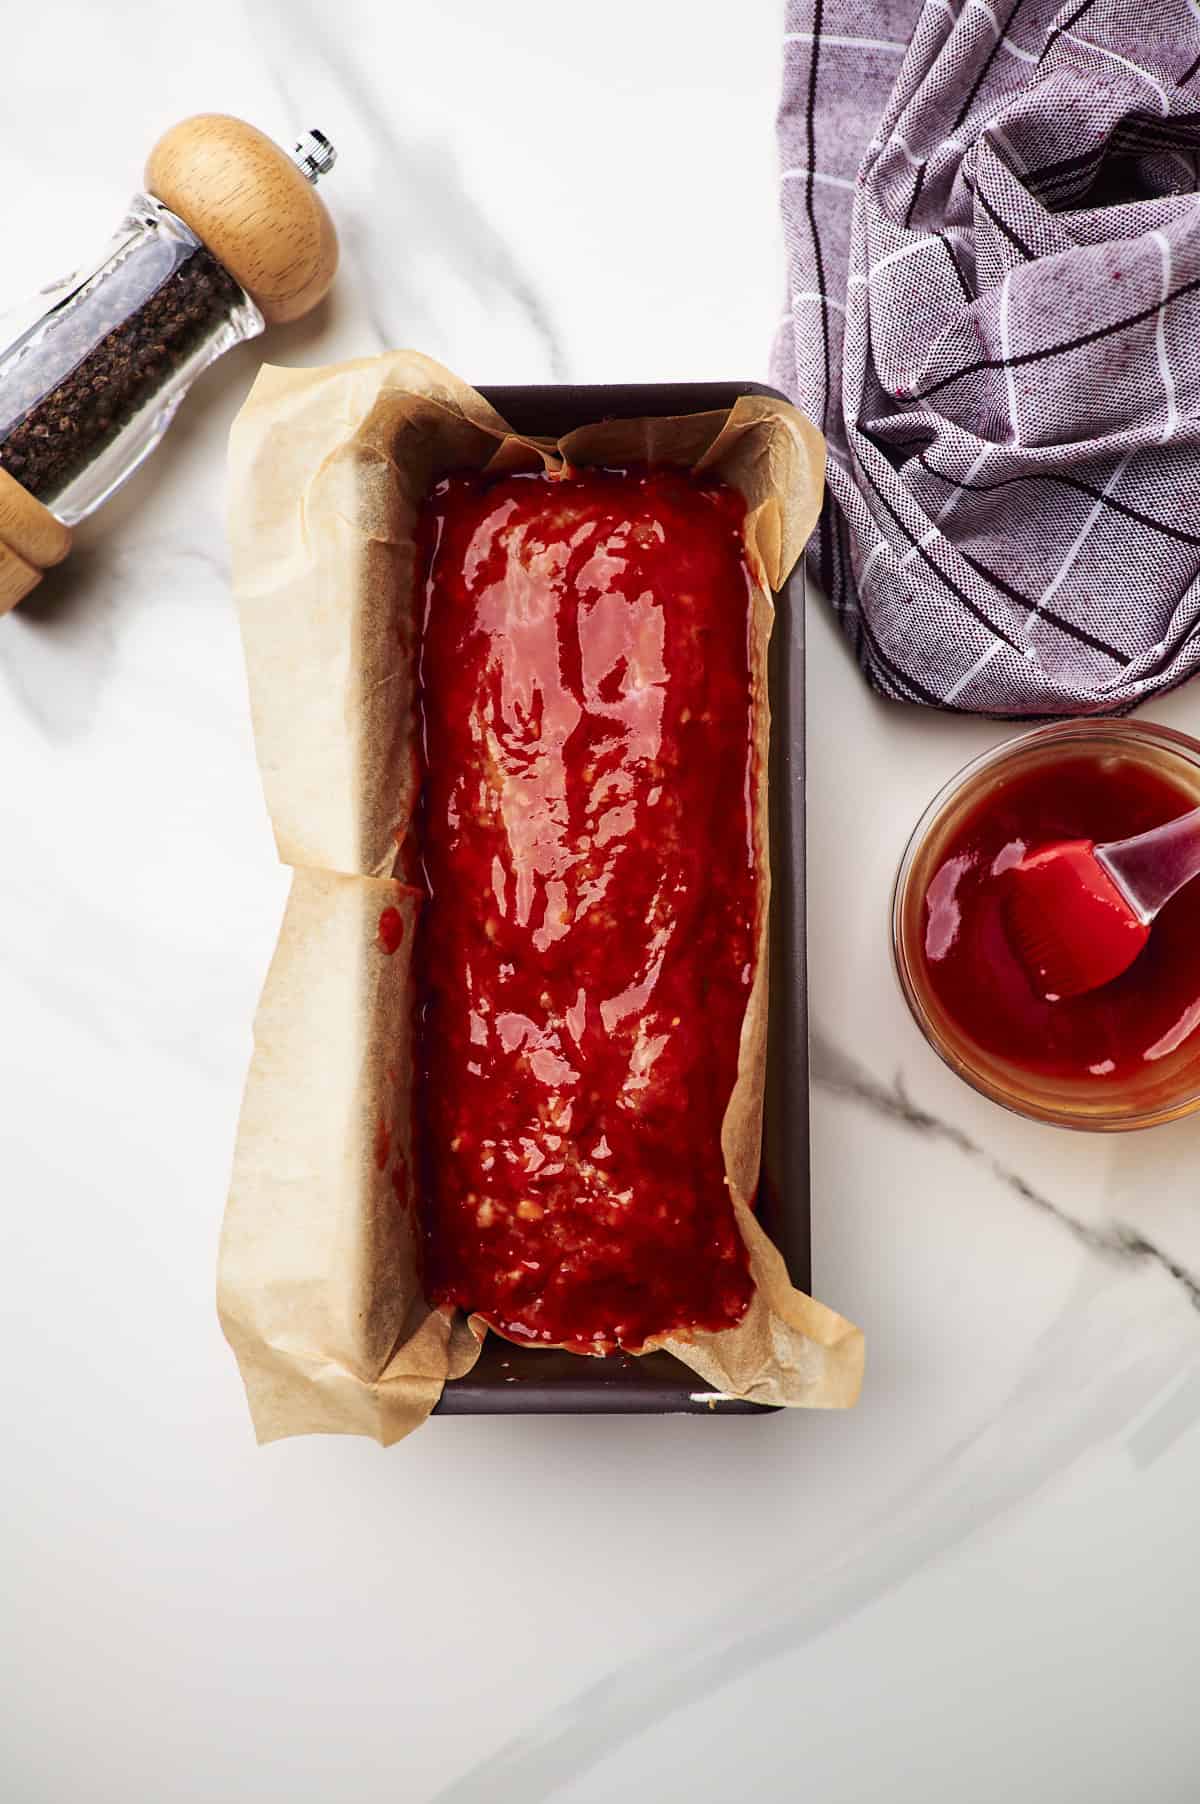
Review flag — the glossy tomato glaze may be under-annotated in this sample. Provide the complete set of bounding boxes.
[414,466,757,1354]
[919,753,1200,1087]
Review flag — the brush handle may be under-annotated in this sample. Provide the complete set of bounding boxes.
[1099,806,1200,922]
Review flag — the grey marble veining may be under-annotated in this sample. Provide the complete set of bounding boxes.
[432,1259,1197,1803]
[247,0,570,378]
[813,1035,1200,1312]
[2,5,1200,1802]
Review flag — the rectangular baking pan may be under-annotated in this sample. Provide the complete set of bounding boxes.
[434,381,810,1415]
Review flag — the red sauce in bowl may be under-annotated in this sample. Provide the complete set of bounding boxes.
[414,466,757,1353]
[916,752,1200,1095]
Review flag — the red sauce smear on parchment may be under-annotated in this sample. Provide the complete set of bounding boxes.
[920,754,1200,1086]
[377,906,404,954]
[413,466,757,1353]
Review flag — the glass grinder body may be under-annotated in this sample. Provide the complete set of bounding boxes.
[0,114,338,612]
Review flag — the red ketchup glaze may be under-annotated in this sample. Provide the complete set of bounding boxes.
[377,906,404,954]
[373,1117,391,1172]
[413,466,757,1354]
[920,754,1200,1086]
[391,1158,408,1208]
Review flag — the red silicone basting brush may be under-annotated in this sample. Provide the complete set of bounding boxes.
[1006,806,1200,1001]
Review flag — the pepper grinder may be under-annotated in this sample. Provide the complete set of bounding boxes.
[0,113,338,614]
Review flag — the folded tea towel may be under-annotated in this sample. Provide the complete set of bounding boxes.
[773,0,1200,715]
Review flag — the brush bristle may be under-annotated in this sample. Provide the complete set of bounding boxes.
[1005,839,1150,1001]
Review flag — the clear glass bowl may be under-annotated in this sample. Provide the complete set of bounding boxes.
[892,719,1200,1132]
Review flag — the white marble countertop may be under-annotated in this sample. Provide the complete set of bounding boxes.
[4,4,1200,1801]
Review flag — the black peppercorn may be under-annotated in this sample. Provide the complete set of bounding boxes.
[0,247,242,503]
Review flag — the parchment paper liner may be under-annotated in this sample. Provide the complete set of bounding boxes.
[221,351,864,1444]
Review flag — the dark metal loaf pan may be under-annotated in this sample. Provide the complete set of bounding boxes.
[434,381,810,1416]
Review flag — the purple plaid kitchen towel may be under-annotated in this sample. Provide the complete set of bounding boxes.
[772,0,1200,715]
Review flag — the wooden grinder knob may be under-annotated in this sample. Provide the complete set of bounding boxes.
[0,114,338,614]
[0,469,72,614]
[145,114,339,325]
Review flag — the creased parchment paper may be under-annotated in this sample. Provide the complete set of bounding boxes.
[221,350,864,1445]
